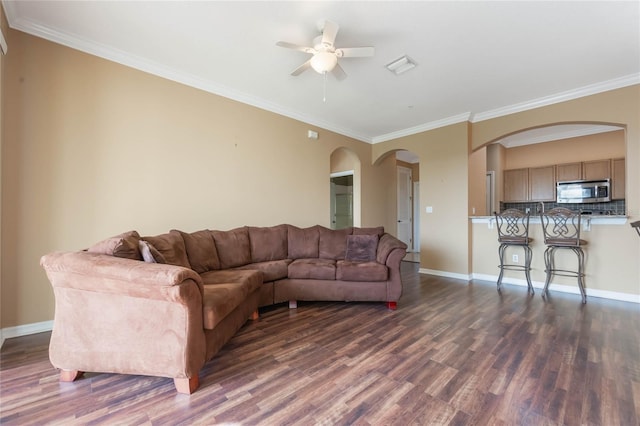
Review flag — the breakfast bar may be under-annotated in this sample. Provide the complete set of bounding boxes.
[470,214,637,303]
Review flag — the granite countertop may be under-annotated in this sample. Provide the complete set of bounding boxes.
[470,215,629,226]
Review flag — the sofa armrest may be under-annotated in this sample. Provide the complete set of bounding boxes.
[375,234,407,302]
[41,251,204,301]
[41,251,207,385]
[376,233,408,265]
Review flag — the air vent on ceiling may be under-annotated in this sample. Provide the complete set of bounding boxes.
[386,55,416,75]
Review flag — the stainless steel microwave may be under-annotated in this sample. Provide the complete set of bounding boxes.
[556,179,611,203]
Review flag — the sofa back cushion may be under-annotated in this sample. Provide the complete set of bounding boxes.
[87,230,142,260]
[212,227,251,269]
[178,229,220,273]
[318,226,353,260]
[248,225,288,263]
[142,230,191,269]
[353,226,385,237]
[287,225,320,259]
[345,234,379,262]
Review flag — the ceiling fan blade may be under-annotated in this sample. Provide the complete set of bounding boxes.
[291,59,312,76]
[276,41,315,54]
[331,63,347,81]
[336,47,375,58]
[321,20,339,47]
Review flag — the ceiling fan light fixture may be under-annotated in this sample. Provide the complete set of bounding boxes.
[310,51,338,74]
[386,55,416,75]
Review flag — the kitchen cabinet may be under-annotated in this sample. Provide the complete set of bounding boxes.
[583,159,611,180]
[529,166,556,201]
[504,168,528,202]
[556,162,582,182]
[612,158,625,200]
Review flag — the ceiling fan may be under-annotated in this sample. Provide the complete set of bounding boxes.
[276,20,374,81]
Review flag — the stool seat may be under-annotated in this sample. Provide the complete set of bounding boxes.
[545,238,587,247]
[495,209,534,294]
[498,236,532,245]
[540,207,588,303]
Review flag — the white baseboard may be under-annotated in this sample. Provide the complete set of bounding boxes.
[419,268,472,281]
[421,269,640,304]
[0,320,54,349]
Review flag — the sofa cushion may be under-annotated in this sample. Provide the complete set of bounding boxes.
[87,230,142,260]
[248,225,288,263]
[235,259,292,282]
[202,280,258,330]
[336,261,388,282]
[318,226,353,260]
[353,226,385,237]
[138,240,166,263]
[345,234,379,262]
[178,229,220,273]
[142,230,191,269]
[212,227,251,269]
[288,258,336,280]
[287,225,320,259]
[199,269,262,290]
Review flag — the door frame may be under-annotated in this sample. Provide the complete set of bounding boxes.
[412,181,420,252]
[397,166,413,250]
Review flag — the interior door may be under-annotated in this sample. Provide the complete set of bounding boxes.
[397,166,412,249]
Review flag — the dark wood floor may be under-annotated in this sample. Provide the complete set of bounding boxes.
[2,262,639,425]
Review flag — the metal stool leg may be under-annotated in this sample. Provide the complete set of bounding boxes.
[575,247,587,304]
[542,246,554,297]
[497,243,506,292]
[524,245,534,295]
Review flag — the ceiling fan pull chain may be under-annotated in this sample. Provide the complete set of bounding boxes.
[323,71,327,102]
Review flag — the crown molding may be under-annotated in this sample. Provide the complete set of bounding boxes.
[471,74,640,123]
[497,124,622,148]
[371,113,472,144]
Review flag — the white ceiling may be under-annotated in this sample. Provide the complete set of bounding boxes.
[3,1,639,144]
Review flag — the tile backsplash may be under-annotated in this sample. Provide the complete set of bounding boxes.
[500,199,625,216]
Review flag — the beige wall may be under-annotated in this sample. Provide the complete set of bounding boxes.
[0,30,393,328]
[504,130,626,170]
[373,122,471,275]
[468,146,486,216]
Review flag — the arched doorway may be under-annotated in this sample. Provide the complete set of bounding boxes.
[330,147,361,228]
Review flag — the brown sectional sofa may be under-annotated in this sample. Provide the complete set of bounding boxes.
[40,224,407,394]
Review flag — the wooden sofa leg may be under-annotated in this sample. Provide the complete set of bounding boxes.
[289,300,297,309]
[386,301,397,310]
[250,309,259,320]
[174,376,199,394]
[60,369,83,382]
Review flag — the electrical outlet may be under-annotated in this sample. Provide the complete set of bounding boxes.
[512,254,519,263]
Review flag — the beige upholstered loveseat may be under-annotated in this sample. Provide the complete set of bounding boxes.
[40,224,407,394]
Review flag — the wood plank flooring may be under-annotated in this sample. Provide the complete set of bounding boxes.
[1,262,639,425]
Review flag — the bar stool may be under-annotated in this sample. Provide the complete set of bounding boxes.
[540,207,588,303]
[495,209,534,294]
